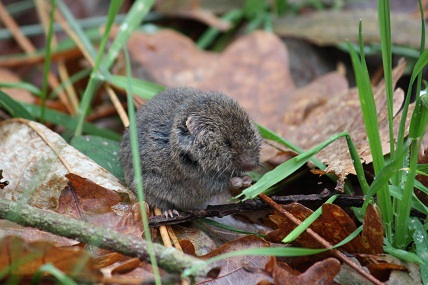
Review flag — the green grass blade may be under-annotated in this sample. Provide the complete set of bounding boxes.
[363,144,408,210]
[347,34,393,240]
[40,0,56,123]
[282,194,338,243]
[236,132,350,200]
[50,68,91,99]
[258,124,368,194]
[22,103,120,140]
[101,0,155,71]
[93,0,123,70]
[107,75,164,99]
[409,217,428,283]
[123,46,161,284]
[0,90,34,120]
[378,0,394,160]
[383,241,424,264]
[197,218,265,237]
[0,81,41,97]
[197,9,243,49]
[185,226,363,278]
[31,263,77,285]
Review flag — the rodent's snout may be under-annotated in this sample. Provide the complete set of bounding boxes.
[240,156,259,171]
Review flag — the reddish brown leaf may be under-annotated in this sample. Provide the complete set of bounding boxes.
[361,204,384,254]
[63,173,121,214]
[0,236,101,281]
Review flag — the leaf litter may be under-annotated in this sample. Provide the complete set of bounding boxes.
[0,5,420,284]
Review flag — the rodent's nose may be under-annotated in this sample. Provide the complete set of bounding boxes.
[240,157,258,171]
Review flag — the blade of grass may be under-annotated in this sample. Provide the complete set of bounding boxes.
[0,90,34,120]
[123,47,161,284]
[93,0,123,70]
[196,9,243,49]
[282,194,338,243]
[197,218,264,237]
[74,0,156,137]
[101,0,155,71]
[237,132,350,200]
[258,124,369,194]
[409,217,428,283]
[396,92,428,247]
[347,22,393,241]
[107,74,164,99]
[383,239,424,264]
[40,0,55,123]
[378,0,394,160]
[31,263,77,285]
[185,225,363,277]
[22,103,121,140]
[394,0,427,248]
[0,81,41,96]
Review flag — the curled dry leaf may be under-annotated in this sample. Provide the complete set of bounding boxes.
[0,118,135,211]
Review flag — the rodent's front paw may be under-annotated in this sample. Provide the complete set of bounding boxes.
[163,209,180,218]
[230,175,252,189]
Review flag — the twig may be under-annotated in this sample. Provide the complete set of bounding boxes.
[0,199,212,278]
[148,190,426,227]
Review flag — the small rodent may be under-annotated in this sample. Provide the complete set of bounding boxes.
[120,87,262,213]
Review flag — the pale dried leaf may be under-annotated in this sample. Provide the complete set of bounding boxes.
[0,118,135,210]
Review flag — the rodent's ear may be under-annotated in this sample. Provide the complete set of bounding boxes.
[186,116,199,134]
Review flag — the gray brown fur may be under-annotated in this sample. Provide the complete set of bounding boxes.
[120,87,262,211]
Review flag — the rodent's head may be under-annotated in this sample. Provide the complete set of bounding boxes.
[172,92,262,177]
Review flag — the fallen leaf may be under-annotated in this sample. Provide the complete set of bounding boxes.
[0,236,101,282]
[361,204,384,254]
[0,118,134,210]
[262,256,340,285]
[265,203,380,255]
[273,9,427,49]
[198,235,272,284]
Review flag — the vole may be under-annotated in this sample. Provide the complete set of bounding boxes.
[120,87,262,214]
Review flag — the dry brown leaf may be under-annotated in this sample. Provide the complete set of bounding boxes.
[0,220,77,247]
[0,118,134,210]
[0,236,101,281]
[273,9,427,49]
[265,203,381,255]
[262,256,340,285]
[125,29,297,129]
[0,119,141,246]
[198,235,272,284]
[361,204,384,254]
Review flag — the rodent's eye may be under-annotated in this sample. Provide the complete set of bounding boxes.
[224,139,232,148]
